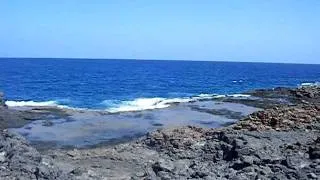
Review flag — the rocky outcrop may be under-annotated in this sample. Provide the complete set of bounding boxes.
[234,104,320,131]
[0,92,5,106]
[292,86,320,100]
[1,86,319,179]
[137,87,320,179]
[0,91,71,130]
[49,101,320,179]
[246,86,320,106]
[141,124,320,179]
[0,130,71,180]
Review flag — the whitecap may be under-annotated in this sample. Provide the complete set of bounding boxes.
[299,82,320,87]
[107,98,169,113]
[228,94,251,98]
[195,94,225,99]
[4,100,82,111]
[232,80,243,83]
[105,94,235,113]
[5,100,59,107]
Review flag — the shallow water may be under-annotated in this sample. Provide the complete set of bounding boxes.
[10,100,260,148]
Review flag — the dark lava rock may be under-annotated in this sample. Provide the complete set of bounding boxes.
[140,92,320,179]
[309,137,320,159]
[234,104,320,131]
[1,86,320,179]
[0,130,71,180]
[141,124,320,179]
[0,92,70,130]
[0,92,5,106]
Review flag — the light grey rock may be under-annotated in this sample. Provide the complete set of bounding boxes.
[0,151,6,162]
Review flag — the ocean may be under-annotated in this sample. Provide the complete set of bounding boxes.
[1,58,320,112]
[2,58,320,147]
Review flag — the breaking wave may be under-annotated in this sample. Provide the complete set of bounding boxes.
[299,82,320,88]
[4,100,77,110]
[5,93,252,113]
[5,100,59,107]
[105,93,251,113]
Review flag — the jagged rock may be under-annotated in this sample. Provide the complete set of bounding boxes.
[1,86,320,179]
[309,138,320,159]
[0,130,71,180]
[235,104,320,131]
[0,92,5,106]
[152,159,175,173]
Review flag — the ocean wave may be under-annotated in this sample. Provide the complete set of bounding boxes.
[5,93,251,112]
[227,94,251,98]
[4,100,81,110]
[299,82,320,87]
[106,96,207,113]
[5,100,59,107]
[105,93,251,113]
[106,98,171,113]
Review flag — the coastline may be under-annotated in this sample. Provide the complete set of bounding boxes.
[0,85,319,179]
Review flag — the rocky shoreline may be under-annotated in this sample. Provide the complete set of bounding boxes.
[0,86,320,179]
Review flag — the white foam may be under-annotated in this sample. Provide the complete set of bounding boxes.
[105,93,250,113]
[213,95,227,98]
[107,98,169,113]
[195,94,225,99]
[197,93,216,97]
[5,92,252,113]
[5,100,59,107]
[232,80,243,83]
[300,82,320,87]
[4,100,81,111]
[228,94,251,98]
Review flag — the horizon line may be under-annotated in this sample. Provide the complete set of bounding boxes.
[0,57,319,65]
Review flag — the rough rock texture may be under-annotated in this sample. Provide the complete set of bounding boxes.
[141,125,320,179]
[1,86,320,179]
[47,104,320,179]
[234,104,320,131]
[0,130,71,180]
[0,92,5,106]
[247,86,320,106]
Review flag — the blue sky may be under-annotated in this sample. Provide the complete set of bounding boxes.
[0,0,319,63]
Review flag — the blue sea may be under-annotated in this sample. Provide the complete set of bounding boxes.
[2,58,320,147]
[1,58,320,112]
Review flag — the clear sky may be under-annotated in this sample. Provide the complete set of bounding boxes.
[0,0,319,63]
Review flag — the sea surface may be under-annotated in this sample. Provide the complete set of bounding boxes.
[2,58,320,147]
[1,58,320,111]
